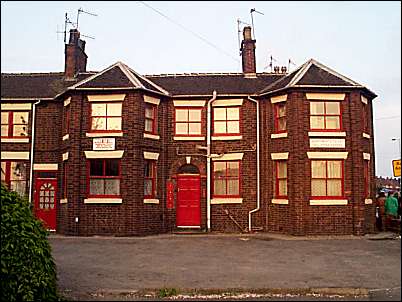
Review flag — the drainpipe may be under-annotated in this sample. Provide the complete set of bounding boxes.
[28,100,41,205]
[206,90,217,231]
[247,96,260,232]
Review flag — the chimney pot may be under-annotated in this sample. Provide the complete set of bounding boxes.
[243,26,252,40]
[240,26,256,74]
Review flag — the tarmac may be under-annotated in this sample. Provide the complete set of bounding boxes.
[49,232,401,301]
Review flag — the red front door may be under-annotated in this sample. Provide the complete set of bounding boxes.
[176,175,201,227]
[34,179,57,230]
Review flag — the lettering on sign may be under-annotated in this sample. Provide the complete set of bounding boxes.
[393,159,401,177]
[93,138,116,151]
[309,138,345,148]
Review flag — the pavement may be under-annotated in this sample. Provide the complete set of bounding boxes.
[49,232,401,301]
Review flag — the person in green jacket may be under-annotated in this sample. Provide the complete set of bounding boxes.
[385,192,399,217]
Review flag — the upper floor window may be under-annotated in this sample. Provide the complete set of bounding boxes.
[63,105,71,135]
[364,160,370,198]
[274,103,286,133]
[275,161,287,198]
[145,104,157,134]
[90,103,122,132]
[1,161,28,197]
[1,111,29,138]
[362,103,369,133]
[213,161,240,197]
[213,107,240,135]
[311,160,343,198]
[310,101,341,131]
[144,160,157,198]
[175,108,202,136]
[88,159,120,197]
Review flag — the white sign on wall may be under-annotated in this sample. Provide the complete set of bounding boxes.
[93,138,116,151]
[309,138,345,148]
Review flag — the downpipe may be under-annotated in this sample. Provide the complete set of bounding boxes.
[28,100,41,205]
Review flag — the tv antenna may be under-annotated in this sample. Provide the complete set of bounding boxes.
[76,8,97,30]
[264,55,278,72]
[288,58,296,72]
[56,13,76,44]
[250,8,264,39]
[237,18,251,56]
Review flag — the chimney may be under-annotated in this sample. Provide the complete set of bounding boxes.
[240,26,256,75]
[64,29,88,79]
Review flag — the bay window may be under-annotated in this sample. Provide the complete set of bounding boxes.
[1,161,28,196]
[88,159,120,197]
[90,102,122,132]
[1,111,29,137]
[310,101,341,131]
[213,161,240,197]
[213,107,240,135]
[311,160,343,198]
[175,108,202,136]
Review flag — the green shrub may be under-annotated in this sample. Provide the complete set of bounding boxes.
[1,184,60,301]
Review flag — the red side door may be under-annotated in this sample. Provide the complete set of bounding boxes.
[176,175,201,227]
[34,179,57,230]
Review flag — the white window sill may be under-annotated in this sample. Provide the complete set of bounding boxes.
[62,134,69,141]
[211,135,242,141]
[144,133,160,140]
[271,199,288,204]
[84,198,122,204]
[365,198,373,205]
[211,198,243,204]
[1,138,30,143]
[362,133,371,139]
[60,198,68,204]
[308,131,346,137]
[173,136,205,141]
[309,199,348,206]
[271,132,287,139]
[86,132,123,137]
[144,198,159,204]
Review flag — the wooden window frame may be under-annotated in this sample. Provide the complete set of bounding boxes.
[1,111,30,138]
[89,102,122,133]
[174,107,203,137]
[309,101,343,132]
[212,160,241,198]
[1,161,28,196]
[275,161,288,198]
[144,103,158,135]
[144,160,157,198]
[310,160,345,199]
[63,105,71,135]
[212,106,241,136]
[87,159,121,198]
[274,103,287,134]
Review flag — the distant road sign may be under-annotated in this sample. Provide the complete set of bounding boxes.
[392,159,401,177]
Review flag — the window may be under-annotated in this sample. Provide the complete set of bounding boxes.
[213,161,240,197]
[1,161,28,196]
[145,104,157,134]
[63,105,70,135]
[175,108,202,136]
[275,161,287,198]
[311,160,343,198]
[90,102,122,132]
[364,160,370,198]
[88,159,120,197]
[310,101,341,131]
[213,107,240,135]
[1,111,29,137]
[274,103,286,133]
[144,160,156,198]
[362,103,369,133]
[63,163,68,199]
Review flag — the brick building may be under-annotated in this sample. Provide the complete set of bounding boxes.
[1,27,377,236]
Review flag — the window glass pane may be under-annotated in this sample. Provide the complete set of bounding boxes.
[107,117,122,130]
[12,125,28,137]
[91,103,106,116]
[277,162,287,178]
[278,118,286,131]
[227,108,239,120]
[214,121,227,134]
[13,112,28,125]
[144,179,153,196]
[10,181,26,197]
[325,102,340,114]
[213,162,226,177]
[327,161,341,178]
[278,179,287,196]
[227,121,239,133]
[37,172,56,178]
[107,103,122,116]
[90,160,103,176]
[145,119,154,132]
[325,117,340,129]
[176,109,188,122]
[189,110,201,121]
[227,162,239,177]
[1,125,8,136]
[1,162,6,182]
[310,102,324,114]
[188,123,201,135]
[176,123,188,135]
[312,161,326,178]
[10,162,27,180]
[214,108,226,120]
[214,179,226,195]
[1,112,8,124]
[277,104,286,117]
[145,105,154,118]
[92,117,106,130]
[227,179,239,195]
[310,116,324,129]
[144,161,153,177]
[105,179,120,195]
[327,180,342,196]
[105,160,119,176]
[311,180,326,196]
[90,179,104,195]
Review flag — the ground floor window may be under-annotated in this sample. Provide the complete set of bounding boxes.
[311,160,343,197]
[88,159,121,197]
[1,161,28,197]
[275,161,287,198]
[144,160,157,198]
[213,161,240,197]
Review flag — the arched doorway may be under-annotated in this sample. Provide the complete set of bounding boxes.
[176,164,201,227]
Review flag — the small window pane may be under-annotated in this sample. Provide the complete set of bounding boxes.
[145,105,154,118]
[312,161,326,178]
[327,180,342,196]
[105,160,119,176]
[327,161,341,178]
[189,110,201,122]
[278,180,287,196]
[213,162,226,176]
[10,181,27,197]
[278,118,286,131]
[277,162,287,178]
[227,162,239,177]
[92,117,106,130]
[227,179,239,195]
[90,179,104,195]
[91,104,106,116]
[310,102,324,114]
[277,104,286,117]
[144,179,153,196]
[1,125,8,136]
[214,121,227,134]
[326,102,340,114]
[325,117,340,129]
[107,117,122,130]
[188,123,201,135]
[10,162,27,180]
[1,162,6,182]
[214,179,226,195]
[12,125,28,137]
[1,112,9,123]
[90,160,104,176]
[144,161,153,177]
[145,119,154,132]
[227,121,239,133]
[176,109,188,122]
[105,179,120,195]
[227,108,239,120]
[214,108,226,120]
[310,116,324,129]
[13,112,28,124]
[176,123,188,134]
[107,103,122,116]
[311,180,326,196]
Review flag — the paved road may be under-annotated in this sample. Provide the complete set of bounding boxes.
[49,233,401,301]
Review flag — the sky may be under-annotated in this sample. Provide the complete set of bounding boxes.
[1,1,401,178]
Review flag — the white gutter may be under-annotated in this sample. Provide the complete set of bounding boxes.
[28,100,41,205]
[247,96,260,232]
[206,90,217,231]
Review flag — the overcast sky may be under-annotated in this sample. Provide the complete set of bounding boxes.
[1,1,401,177]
